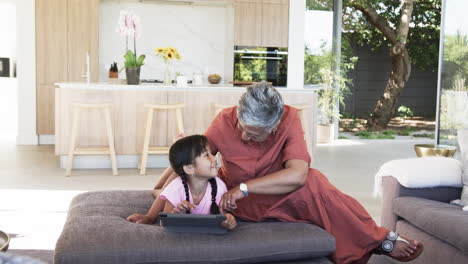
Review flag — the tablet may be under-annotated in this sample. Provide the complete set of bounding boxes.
[159,213,227,235]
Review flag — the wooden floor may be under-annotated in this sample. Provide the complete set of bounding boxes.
[0,137,432,263]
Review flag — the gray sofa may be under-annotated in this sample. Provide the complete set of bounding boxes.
[381,176,468,264]
[54,190,335,264]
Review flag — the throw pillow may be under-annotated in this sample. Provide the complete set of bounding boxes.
[452,130,468,211]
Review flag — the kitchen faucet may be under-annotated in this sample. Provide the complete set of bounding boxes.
[82,52,90,83]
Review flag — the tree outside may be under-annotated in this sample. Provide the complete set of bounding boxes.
[306,0,441,131]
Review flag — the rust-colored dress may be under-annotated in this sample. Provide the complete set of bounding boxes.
[204,106,389,264]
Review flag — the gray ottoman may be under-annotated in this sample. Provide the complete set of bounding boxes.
[54,191,335,264]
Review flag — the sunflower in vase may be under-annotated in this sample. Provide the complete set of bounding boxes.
[155,47,182,84]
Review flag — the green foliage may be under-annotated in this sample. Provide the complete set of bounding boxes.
[413,133,435,139]
[398,105,415,118]
[341,112,353,119]
[343,0,441,71]
[354,131,395,139]
[443,32,468,91]
[306,40,357,124]
[338,135,349,139]
[306,0,333,11]
[124,50,145,68]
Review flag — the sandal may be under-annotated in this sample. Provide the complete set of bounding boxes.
[373,231,424,262]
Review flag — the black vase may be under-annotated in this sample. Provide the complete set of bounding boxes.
[126,66,141,85]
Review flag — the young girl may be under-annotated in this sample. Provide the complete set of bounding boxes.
[127,135,237,230]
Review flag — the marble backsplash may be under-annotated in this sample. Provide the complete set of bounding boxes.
[99,0,234,83]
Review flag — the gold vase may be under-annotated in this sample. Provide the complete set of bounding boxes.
[414,144,457,158]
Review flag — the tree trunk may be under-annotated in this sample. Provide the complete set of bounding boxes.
[366,0,413,130]
[359,0,414,130]
[366,48,411,130]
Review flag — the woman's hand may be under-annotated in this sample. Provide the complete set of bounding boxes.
[173,200,196,213]
[126,213,155,224]
[222,213,237,230]
[219,187,245,214]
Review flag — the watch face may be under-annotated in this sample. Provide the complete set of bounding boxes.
[382,240,394,252]
[240,183,247,192]
[387,231,398,241]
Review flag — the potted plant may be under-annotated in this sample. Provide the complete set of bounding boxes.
[116,10,145,85]
[316,58,355,143]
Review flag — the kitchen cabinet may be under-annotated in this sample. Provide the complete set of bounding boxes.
[262,0,288,4]
[261,3,289,47]
[234,1,289,47]
[55,83,318,157]
[234,3,263,46]
[67,0,100,82]
[36,0,99,135]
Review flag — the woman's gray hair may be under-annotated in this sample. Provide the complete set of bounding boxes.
[237,81,284,132]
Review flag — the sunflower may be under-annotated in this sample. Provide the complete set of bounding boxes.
[166,52,174,60]
[155,47,165,53]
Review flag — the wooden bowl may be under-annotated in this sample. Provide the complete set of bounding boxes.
[208,75,221,84]
[414,144,457,158]
[0,230,10,252]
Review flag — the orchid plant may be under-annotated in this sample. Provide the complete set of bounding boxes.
[116,10,145,69]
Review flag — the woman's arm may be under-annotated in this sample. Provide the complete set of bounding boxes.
[220,159,308,212]
[245,159,308,194]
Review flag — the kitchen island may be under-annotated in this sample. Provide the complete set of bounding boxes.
[55,82,320,168]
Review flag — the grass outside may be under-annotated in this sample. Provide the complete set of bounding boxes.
[339,116,438,139]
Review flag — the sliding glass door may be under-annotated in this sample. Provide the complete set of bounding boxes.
[437,0,468,146]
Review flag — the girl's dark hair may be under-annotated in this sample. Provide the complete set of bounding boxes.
[169,135,220,215]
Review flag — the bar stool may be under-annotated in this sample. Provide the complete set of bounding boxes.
[291,104,312,154]
[212,103,234,117]
[212,103,312,153]
[140,103,185,175]
[66,103,118,176]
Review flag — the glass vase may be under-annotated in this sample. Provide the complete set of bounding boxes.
[163,62,172,85]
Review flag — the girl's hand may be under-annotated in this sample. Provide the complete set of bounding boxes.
[173,200,196,213]
[222,213,237,230]
[126,213,154,224]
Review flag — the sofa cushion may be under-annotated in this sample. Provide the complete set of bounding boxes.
[393,197,468,254]
[55,191,335,264]
[458,130,468,209]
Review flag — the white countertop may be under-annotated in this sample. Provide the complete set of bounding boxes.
[55,82,322,93]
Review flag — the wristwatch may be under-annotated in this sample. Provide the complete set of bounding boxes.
[239,183,249,197]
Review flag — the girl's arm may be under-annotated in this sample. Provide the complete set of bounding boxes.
[154,167,175,189]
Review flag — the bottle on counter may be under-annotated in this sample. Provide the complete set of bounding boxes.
[109,62,118,79]
[193,72,203,85]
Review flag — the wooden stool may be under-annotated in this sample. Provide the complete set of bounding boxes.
[66,103,118,176]
[292,104,312,154]
[212,103,234,117]
[140,103,185,175]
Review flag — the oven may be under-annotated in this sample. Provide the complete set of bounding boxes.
[0,58,10,77]
[233,47,288,87]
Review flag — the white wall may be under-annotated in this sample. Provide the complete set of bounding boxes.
[16,0,37,145]
[99,0,234,83]
[287,0,305,89]
[0,1,17,141]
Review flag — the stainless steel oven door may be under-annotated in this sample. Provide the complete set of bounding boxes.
[233,47,288,86]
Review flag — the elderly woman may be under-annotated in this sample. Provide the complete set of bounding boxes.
[128,82,423,264]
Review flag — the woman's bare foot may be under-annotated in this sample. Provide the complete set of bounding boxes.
[374,232,424,262]
[389,236,419,258]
